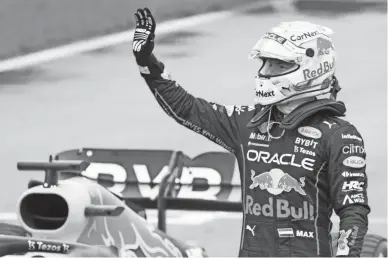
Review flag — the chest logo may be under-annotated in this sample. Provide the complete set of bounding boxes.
[249,168,306,196]
[298,126,322,139]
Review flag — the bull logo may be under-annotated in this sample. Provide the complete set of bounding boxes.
[249,168,306,195]
[317,37,334,56]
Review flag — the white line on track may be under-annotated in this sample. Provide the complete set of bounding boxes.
[0,0,278,73]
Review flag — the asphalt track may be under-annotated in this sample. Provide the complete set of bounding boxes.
[0,5,387,257]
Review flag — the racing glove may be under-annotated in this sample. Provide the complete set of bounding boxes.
[132,8,166,79]
[132,8,156,67]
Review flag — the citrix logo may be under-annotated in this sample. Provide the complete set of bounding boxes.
[342,144,365,154]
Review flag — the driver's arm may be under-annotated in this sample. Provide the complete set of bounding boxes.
[138,54,241,154]
[327,124,370,257]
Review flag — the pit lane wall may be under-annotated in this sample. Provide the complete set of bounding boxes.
[0,0,385,62]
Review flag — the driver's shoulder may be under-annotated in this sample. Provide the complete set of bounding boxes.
[306,113,358,139]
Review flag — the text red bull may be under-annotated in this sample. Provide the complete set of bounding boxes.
[245,195,315,220]
[303,60,335,80]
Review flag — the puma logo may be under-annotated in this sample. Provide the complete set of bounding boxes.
[246,225,256,236]
[323,121,336,129]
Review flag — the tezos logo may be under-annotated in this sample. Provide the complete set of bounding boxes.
[342,156,366,168]
[294,146,316,157]
[303,60,335,80]
[298,126,322,139]
[28,240,70,253]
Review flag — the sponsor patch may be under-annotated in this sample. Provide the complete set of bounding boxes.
[343,156,366,168]
[262,32,287,44]
[249,132,271,142]
[246,150,315,171]
[294,146,316,157]
[341,134,362,142]
[342,193,365,205]
[290,30,319,41]
[323,120,337,129]
[246,225,256,236]
[342,181,364,192]
[256,90,275,97]
[342,144,365,154]
[342,171,364,177]
[277,228,294,238]
[28,240,70,253]
[303,60,335,80]
[246,195,314,220]
[298,126,322,139]
[295,137,318,149]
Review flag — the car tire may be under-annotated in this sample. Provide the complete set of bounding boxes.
[361,234,387,257]
[331,233,387,257]
[0,223,30,237]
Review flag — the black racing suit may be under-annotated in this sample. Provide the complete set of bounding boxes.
[138,54,370,257]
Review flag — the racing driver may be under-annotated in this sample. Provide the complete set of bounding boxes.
[132,8,370,257]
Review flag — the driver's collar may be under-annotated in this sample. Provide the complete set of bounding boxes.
[247,98,346,130]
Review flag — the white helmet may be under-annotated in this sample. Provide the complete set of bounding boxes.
[249,21,337,106]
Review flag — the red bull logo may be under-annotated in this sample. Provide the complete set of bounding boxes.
[245,195,314,220]
[303,60,335,80]
[249,169,306,195]
[317,37,334,56]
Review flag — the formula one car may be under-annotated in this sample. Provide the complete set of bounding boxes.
[0,148,386,257]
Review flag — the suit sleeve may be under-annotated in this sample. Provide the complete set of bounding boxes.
[327,125,370,257]
[137,54,241,153]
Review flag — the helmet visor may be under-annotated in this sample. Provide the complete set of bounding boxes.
[259,58,299,77]
[249,33,306,63]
